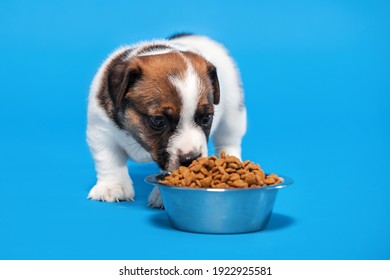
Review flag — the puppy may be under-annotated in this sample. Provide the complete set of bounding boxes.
[86,34,246,207]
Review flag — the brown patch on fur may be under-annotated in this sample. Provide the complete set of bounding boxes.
[124,52,189,117]
[119,52,190,165]
[97,48,134,121]
[98,49,218,124]
[95,48,219,169]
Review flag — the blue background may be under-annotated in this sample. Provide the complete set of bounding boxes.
[1,0,389,259]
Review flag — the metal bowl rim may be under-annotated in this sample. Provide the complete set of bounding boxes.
[145,173,293,192]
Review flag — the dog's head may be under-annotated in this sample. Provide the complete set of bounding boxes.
[106,47,220,171]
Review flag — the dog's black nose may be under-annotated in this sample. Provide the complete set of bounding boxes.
[179,152,201,167]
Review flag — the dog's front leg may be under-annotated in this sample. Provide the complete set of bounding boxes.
[87,129,134,202]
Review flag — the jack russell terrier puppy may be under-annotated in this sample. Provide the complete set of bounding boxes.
[87,34,247,207]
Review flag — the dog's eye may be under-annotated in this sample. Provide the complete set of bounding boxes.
[149,116,168,130]
[200,114,213,127]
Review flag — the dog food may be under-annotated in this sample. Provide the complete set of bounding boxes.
[160,151,282,188]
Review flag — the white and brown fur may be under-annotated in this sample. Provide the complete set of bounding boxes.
[87,34,247,207]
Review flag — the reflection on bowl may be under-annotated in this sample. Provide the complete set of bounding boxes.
[145,174,293,234]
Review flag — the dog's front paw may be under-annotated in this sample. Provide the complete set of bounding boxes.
[148,186,163,209]
[88,181,134,202]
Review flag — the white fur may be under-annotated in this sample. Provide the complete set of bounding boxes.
[138,48,173,57]
[165,63,207,170]
[87,35,246,206]
[170,36,247,158]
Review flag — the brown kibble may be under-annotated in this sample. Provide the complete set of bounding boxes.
[228,163,239,169]
[158,151,281,189]
[190,164,202,172]
[225,168,236,173]
[195,173,205,180]
[200,176,212,188]
[211,180,222,188]
[215,182,228,189]
[232,179,248,188]
[226,155,240,164]
[229,173,240,181]
[254,174,262,185]
[245,173,256,185]
[184,176,193,186]
[253,168,265,179]
[264,177,276,185]
[200,167,209,176]
[221,173,230,183]
[173,178,180,185]
[179,166,188,173]
[237,169,246,175]
[217,166,226,174]
[197,157,208,166]
[244,163,255,170]
[172,170,181,177]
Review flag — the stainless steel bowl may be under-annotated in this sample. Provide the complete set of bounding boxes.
[145,174,293,234]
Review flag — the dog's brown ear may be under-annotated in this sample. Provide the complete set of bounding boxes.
[107,58,142,110]
[207,64,220,105]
